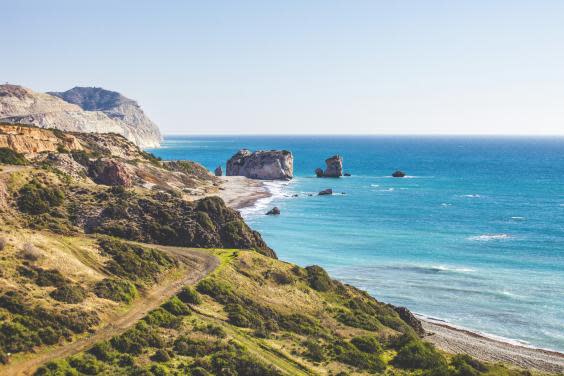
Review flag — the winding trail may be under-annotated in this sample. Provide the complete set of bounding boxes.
[1,244,219,376]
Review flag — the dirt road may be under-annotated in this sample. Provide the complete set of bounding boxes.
[1,245,219,376]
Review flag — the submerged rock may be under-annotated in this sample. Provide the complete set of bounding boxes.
[266,207,281,215]
[318,189,333,196]
[226,149,293,180]
[344,172,351,177]
[392,170,406,178]
[214,166,223,176]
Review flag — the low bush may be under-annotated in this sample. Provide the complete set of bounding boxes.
[392,340,447,370]
[173,336,226,357]
[17,180,64,215]
[0,147,28,165]
[34,359,79,376]
[143,307,182,329]
[303,338,325,362]
[68,354,104,375]
[111,321,163,355]
[332,340,386,373]
[19,243,41,261]
[177,286,201,304]
[88,341,116,361]
[451,354,488,375]
[94,278,138,303]
[305,265,334,292]
[209,347,282,376]
[151,349,171,362]
[18,265,68,287]
[351,335,383,354]
[194,323,226,338]
[50,285,87,304]
[0,237,6,251]
[162,296,190,316]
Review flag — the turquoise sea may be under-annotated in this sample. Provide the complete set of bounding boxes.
[148,136,564,352]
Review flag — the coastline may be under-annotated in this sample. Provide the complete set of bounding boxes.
[217,177,564,374]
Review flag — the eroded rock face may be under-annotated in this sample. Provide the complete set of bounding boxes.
[0,124,83,156]
[88,159,133,187]
[315,155,343,177]
[226,149,293,180]
[0,84,161,148]
[393,306,425,336]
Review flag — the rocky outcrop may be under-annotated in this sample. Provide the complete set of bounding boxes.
[318,189,333,196]
[392,170,406,178]
[0,124,83,156]
[49,87,162,148]
[393,306,425,336]
[88,159,133,187]
[226,149,293,180]
[315,155,343,177]
[266,207,280,215]
[0,84,161,148]
[214,166,223,176]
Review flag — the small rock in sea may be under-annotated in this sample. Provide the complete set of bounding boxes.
[266,207,281,215]
[214,166,223,176]
[292,194,298,197]
[344,172,351,176]
[318,189,333,196]
[308,194,313,197]
[392,170,406,178]
[315,168,324,177]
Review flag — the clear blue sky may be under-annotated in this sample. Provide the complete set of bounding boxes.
[2,0,563,135]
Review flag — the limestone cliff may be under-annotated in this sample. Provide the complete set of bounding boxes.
[0,124,83,155]
[0,84,161,148]
[226,149,293,180]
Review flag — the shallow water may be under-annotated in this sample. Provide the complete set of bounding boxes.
[149,135,564,351]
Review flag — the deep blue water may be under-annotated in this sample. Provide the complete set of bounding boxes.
[149,135,564,351]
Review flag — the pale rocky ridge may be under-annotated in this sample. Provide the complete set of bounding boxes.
[226,149,293,180]
[0,84,161,148]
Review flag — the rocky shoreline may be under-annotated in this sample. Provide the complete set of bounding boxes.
[216,177,564,374]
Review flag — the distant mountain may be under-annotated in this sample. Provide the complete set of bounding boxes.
[0,84,162,148]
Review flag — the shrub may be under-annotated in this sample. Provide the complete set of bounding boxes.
[151,349,171,362]
[332,340,385,372]
[149,364,170,376]
[194,323,226,338]
[34,359,79,376]
[303,338,325,362]
[94,278,138,303]
[209,348,282,376]
[392,340,447,370]
[0,237,6,251]
[190,367,211,376]
[162,296,190,316]
[143,307,182,329]
[111,321,163,354]
[68,354,104,375]
[177,286,202,304]
[0,147,28,165]
[451,354,488,375]
[50,285,87,304]
[17,266,68,287]
[89,341,115,361]
[351,335,383,354]
[17,180,64,215]
[305,265,333,292]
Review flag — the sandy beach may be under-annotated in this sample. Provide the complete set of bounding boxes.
[217,176,272,210]
[420,317,564,373]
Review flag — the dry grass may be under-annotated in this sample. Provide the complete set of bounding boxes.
[20,242,42,261]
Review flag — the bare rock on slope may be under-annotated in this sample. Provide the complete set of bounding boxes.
[0,84,161,148]
[226,149,293,180]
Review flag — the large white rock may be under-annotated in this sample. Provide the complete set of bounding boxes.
[226,149,293,180]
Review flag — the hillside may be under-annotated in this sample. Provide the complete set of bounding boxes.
[0,85,161,148]
[0,126,552,376]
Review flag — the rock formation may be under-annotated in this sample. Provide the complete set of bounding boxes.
[315,155,343,177]
[0,84,161,148]
[266,207,280,215]
[393,306,425,336]
[214,166,223,176]
[318,189,333,196]
[226,149,293,180]
[392,170,406,178]
[344,172,351,177]
[0,124,83,155]
[88,159,133,187]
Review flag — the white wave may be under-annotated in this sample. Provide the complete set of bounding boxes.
[462,194,481,198]
[239,180,291,218]
[467,234,512,241]
[370,184,380,187]
[510,216,526,221]
[441,203,452,207]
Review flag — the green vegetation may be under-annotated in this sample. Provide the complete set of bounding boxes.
[0,147,28,165]
[305,265,334,292]
[94,278,138,303]
[392,340,447,370]
[17,179,65,215]
[177,286,202,305]
[49,285,87,304]
[98,238,175,283]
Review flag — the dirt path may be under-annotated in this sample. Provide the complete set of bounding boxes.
[2,245,219,376]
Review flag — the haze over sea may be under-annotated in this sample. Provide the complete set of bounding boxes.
[149,135,564,352]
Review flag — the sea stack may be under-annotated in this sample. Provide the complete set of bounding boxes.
[315,155,343,177]
[226,149,293,180]
[266,207,281,215]
[214,166,223,176]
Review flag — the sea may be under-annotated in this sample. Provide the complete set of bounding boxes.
[148,135,564,352]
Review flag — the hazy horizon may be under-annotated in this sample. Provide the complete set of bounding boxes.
[3,1,564,136]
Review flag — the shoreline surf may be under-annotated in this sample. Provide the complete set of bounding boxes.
[220,176,564,373]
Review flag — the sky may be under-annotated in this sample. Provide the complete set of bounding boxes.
[2,0,564,135]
